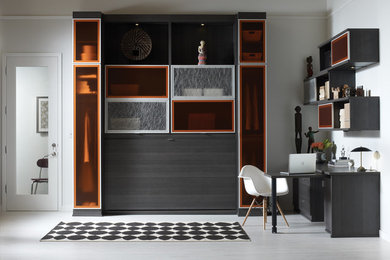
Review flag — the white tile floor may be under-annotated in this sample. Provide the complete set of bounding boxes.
[1,212,390,260]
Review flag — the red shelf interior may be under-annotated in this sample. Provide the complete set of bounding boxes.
[106,66,168,97]
[318,103,333,128]
[240,66,265,207]
[240,21,265,63]
[173,101,234,132]
[74,20,99,62]
[74,66,99,207]
[331,33,348,65]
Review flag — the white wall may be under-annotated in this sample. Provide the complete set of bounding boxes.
[267,16,328,208]
[0,0,327,16]
[327,0,390,240]
[16,67,49,194]
[0,3,328,211]
[0,18,73,210]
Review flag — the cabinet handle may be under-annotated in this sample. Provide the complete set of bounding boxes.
[167,138,175,142]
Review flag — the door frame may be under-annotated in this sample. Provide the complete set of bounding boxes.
[1,53,62,211]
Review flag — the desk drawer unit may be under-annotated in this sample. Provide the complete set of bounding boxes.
[299,178,324,222]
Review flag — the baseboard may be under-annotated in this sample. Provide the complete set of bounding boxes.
[238,208,264,216]
[73,209,102,216]
[380,230,390,242]
[104,209,237,215]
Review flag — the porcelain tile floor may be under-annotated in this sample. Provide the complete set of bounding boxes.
[1,212,390,260]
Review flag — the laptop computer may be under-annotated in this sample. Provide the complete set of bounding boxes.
[288,153,316,174]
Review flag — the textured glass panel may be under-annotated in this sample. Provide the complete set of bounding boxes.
[108,102,167,131]
[173,67,233,97]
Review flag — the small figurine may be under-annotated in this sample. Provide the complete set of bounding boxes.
[332,87,340,100]
[306,56,313,78]
[294,106,302,153]
[304,126,319,153]
[340,146,347,159]
[198,40,207,65]
[342,84,349,97]
[356,85,364,96]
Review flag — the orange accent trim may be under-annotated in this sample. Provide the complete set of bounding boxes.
[239,20,266,63]
[318,103,333,128]
[172,100,235,132]
[105,65,169,98]
[73,19,101,63]
[73,64,100,209]
[331,32,349,65]
[239,65,266,207]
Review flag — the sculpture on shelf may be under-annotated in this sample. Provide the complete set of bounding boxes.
[342,84,349,98]
[304,126,319,153]
[198,40,207,65]
[332,87,340,99]
[306,56,313,78]
[121,27,152,61]
[294,106,302,153]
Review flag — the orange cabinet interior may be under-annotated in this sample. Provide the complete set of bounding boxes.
[318,103,333,128]
[74,65,100,208]
[240,66,266,207]
[74,20,100,62]
[240,20,265,63]
[172,101,234,132]
[331,32,349,65]
[106,66,168,98]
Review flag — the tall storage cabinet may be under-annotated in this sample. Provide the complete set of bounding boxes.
[238,13,267,210]
[73,13,102,216]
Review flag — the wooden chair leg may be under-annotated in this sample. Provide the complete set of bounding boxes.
[263,197,267,230]
[264,198,267,223]
[242,197,256,226]
[276,201,289,227]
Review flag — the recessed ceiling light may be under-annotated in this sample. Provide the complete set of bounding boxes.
[135,23,139,26]
[201,23,205,26]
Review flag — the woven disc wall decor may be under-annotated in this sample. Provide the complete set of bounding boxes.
[121,28,152,61]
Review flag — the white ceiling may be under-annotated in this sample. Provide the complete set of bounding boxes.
[0,0,328,16]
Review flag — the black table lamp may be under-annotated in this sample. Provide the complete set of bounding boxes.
[351,146,371,172]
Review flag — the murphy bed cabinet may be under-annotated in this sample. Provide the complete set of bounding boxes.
[73,12,267,216]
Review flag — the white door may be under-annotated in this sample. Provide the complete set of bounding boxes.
[2,53,61,210]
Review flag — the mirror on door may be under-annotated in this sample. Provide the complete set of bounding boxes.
[16,66,49,195]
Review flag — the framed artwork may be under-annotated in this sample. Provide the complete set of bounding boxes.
[37,96,49,133]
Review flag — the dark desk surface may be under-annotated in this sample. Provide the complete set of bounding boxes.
[265,163,379,178]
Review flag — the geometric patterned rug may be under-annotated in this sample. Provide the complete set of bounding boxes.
[41,222,250,242]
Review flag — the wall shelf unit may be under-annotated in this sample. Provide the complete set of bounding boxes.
[73,19,100,63]
[303,28,380,132]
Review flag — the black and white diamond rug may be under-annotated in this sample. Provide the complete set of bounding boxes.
[41,222,250,242]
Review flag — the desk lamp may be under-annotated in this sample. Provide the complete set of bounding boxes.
[351,146,371,172]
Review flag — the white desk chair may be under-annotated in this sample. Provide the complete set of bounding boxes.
[239,165,289,229]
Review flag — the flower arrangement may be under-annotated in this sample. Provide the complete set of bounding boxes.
[311,139,333,152]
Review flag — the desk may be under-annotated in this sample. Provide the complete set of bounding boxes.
[265,166,380,237]
[265,172,324,234]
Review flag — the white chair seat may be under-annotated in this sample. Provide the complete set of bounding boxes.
[239,165,289,229]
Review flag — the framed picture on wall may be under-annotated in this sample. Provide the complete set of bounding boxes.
[37,96,48,133]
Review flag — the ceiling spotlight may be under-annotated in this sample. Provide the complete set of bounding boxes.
[135,23,139,26]
[201,23,205,26]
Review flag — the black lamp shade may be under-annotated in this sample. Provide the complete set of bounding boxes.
[351,146,371,152]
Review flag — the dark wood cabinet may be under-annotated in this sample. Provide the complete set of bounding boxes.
[298,178,324,222]
[324,172,380,237]
[317,97,379,131]
[319,28,379,71]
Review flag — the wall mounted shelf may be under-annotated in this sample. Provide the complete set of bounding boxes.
[304,28,380,132]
